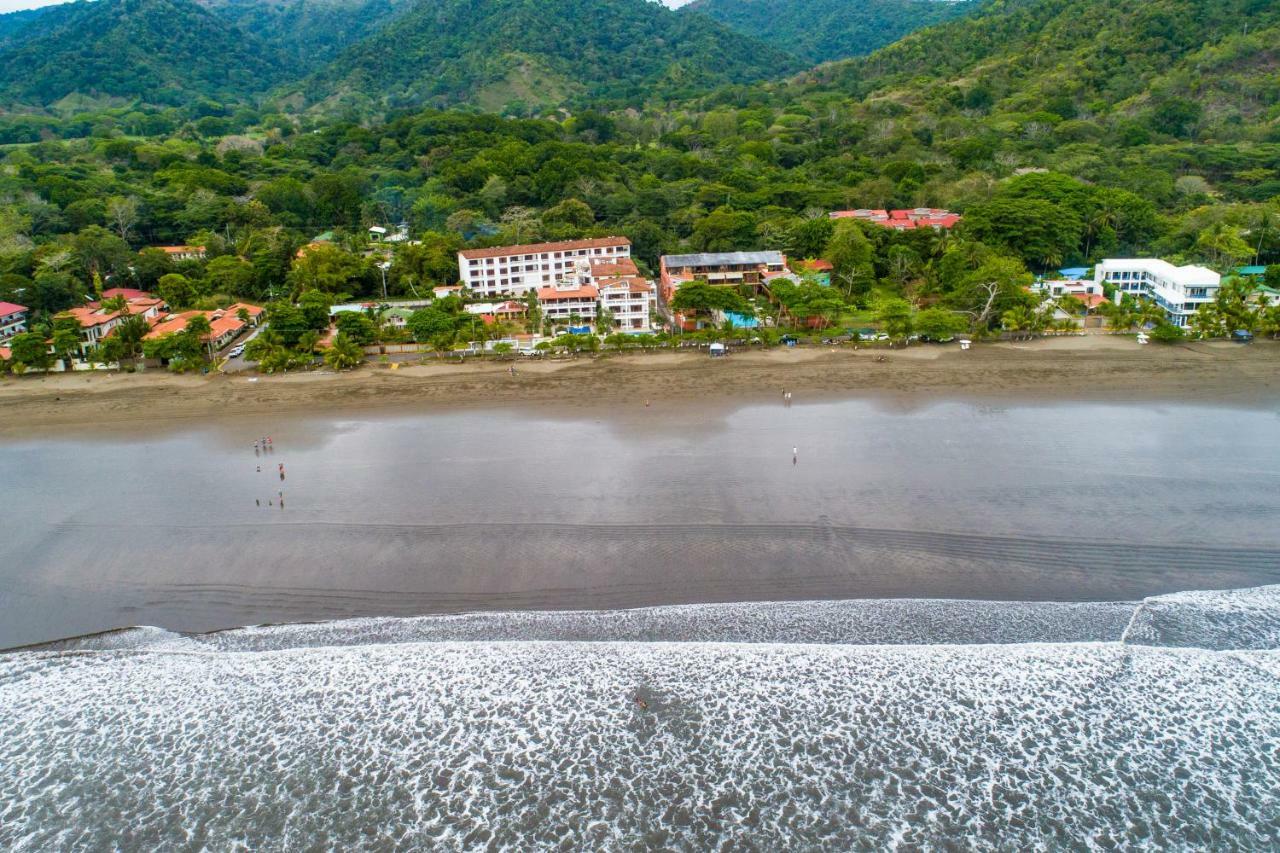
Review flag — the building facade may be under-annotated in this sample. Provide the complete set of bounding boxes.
[537,279,599,323]
[1094,259,1221,327]
[458,237,632,298]
[0,301,27,341]
[659,251,789,302]
[598,278,655,330]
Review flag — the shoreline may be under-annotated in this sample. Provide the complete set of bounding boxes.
[1,336,1277,438]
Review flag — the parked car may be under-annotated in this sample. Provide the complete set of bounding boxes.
[1231,329,1254,343]
[227,344,246,358]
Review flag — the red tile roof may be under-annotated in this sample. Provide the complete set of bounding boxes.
[0,301,29,314]
[101,288,152,301]
[537,284,598,301]
[226,302,265,318]
[599,276,652,295]
[460,237,629,260]
[589,257,640,277]
[830,209,960,230]
[64,306,119,329]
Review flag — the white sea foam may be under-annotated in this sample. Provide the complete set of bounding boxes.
[3,590,1279,849]
[1,640,1278,849]
[1124,583,1280,650]
[33,598,1136,653]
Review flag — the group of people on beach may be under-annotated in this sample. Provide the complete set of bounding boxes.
[252,436,286,507]
[784,390,798,464]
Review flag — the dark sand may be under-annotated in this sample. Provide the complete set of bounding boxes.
[1,336,1277,438]
[3,391,1279,648]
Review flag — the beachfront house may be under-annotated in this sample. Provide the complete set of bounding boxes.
[1094,259,1221,328]
[61,296,168,353]
[0,301,28,341]
[145,306,256,352]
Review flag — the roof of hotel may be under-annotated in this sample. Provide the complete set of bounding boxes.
[661,251,785,268]
[152,245,204,255]
[599,276,653,295]
[537,284,598,301]
[0,301,27,314]
[1099,259,1221,286]
[459,236,630,260]
[589,257,640,276]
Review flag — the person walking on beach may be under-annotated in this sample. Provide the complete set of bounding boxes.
[793,446,798,465]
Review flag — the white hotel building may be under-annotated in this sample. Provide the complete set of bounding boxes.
[1094,259,1221,327]
[458,237,632,298]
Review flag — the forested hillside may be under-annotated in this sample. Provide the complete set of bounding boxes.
[0,4,55,49]
[197,0,417,69]
[682,0,977,63]
[794,0,1279,145]
[0,0,1277,351]
[0,0,287,109]
[295,0,801,114]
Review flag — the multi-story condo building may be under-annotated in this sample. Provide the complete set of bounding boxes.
[598,277,655,330]
[659,251,789,302]
[1094,259,1221,327]
[459,237,632,298]
[0,301,28,341]
[537,281,599,323]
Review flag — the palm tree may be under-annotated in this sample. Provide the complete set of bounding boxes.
[1001,306,1036,336]
[100,295,129,315]
[324,334,363,370]
[1100,300,1136,332]
[1083,205,1118,261]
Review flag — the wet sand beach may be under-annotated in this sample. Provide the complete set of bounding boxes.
[3,386,1279,648]
[0,336,1277,437]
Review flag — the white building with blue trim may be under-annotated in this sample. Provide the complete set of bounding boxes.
[1094,259,1220,327]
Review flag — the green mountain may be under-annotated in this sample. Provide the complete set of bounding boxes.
[293,0,804,114]
[0,0,286,109]
[0,5,57,49]
[792,0,1280,141]
[196,0,417,68]
[681,0,978,63]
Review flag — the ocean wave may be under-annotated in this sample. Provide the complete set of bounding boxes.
[23,584,1280,655]
[1122,584,1280,651]
[2,639,1278,849]
[26,598,1135,653]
